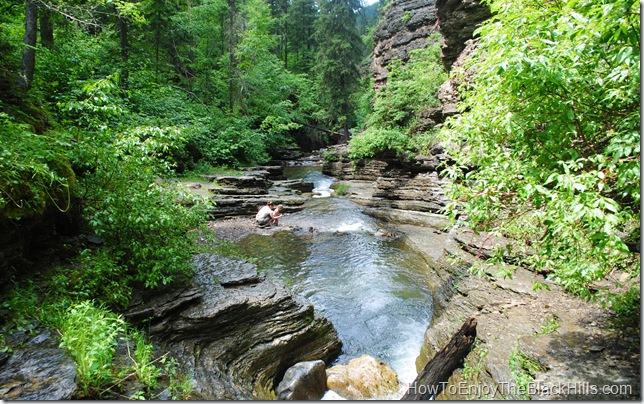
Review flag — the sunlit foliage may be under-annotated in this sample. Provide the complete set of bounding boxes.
[440,0,640,303]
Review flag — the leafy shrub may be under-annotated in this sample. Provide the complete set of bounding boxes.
[0,280,39,331]
[183,116,272,168]
[58,74,127,131]
[334,183,351,196]
[57,301,125,397]
[606,285,640,327]
[56,301,191,399]
[58,75,212,289]
[368,35,446,129]
[124,329,162,396]
[47,249,131,310]
[536,316,560,336]
[508,346,544,400]
[80,161,208,288]
[349,34,446,158]
[322,150,340,162]
[0,112,74,220]
[349,127,411,159]
[440,0,640,299]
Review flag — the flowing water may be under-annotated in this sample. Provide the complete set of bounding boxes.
[236,167,433,393]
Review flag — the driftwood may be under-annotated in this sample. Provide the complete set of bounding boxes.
[401,317,477,400]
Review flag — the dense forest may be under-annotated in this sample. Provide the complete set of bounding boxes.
[0,0,640,398]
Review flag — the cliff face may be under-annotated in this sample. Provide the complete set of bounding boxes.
[371,0,440,87]
[370,0,490,86]
[435,0,492,70]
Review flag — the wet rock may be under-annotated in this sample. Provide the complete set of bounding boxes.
[210,175,271,196]
[125,286,202,324]
[276,360,327,400]
[125,254,342,399]
[0,330,77,400]
[322,145,451,216]
[326,354,401,400]
[194,169,311,218]
[272,179,315,194]
[244,165,285,180]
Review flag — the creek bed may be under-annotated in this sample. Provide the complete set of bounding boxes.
[235,167,434,388]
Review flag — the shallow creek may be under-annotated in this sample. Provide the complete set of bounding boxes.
[235,166,434,393]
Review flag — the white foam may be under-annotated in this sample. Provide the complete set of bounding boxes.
[337,222,363,232]
[312,189,333,198]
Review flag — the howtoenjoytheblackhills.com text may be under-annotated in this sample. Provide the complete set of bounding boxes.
[407,381,634,398]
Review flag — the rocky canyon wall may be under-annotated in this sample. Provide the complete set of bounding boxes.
[371,0,490,86]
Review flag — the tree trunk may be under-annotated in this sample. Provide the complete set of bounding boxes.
[18,0,38,89]
[401,317,477,400]
[227,0,236,113]
[118,16,129,90]
[39,7,54,49]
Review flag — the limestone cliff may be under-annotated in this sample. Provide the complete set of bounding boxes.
[371,0,490,87]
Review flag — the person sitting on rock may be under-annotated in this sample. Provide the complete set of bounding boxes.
[270,204,284,226]
[256,201,275,227]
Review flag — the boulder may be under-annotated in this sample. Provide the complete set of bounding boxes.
[276,360,327,400]
[326,354,401,400]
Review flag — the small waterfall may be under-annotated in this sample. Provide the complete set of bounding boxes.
[311,172,336,198]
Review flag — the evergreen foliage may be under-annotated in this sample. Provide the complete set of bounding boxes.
[440,0,640,304]
[314,0,365,130]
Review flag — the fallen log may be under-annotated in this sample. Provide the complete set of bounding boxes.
[401,317,477,400]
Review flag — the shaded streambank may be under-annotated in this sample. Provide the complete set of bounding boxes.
[235,167,434,386]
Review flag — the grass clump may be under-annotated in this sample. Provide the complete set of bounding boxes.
[508,345,546,400]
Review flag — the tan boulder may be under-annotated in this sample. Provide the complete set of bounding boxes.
[326,354,401,400]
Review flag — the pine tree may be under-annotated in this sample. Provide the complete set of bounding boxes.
[313,0,364,134]
[287,0,318,74]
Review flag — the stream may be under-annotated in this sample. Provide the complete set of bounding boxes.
[235,166,434,396]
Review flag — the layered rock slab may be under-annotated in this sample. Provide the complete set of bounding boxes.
[0,330,77,400]
[125,254,342,399]
[396,225,641,400]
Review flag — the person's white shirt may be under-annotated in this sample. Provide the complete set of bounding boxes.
[256,205,273,221]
